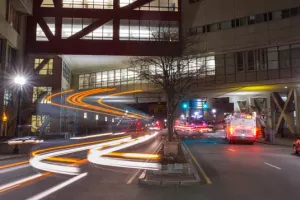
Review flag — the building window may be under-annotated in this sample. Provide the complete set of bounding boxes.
[247,51,255,71]
[267,47,279,69]
[279,45,291,68]
[120,20,179,41]
[189,0,201,3]
[281,9,290,19]
[220,21,231,30]
[62,18,113,40]
[3,89,12,106]
[236,52,244,72]
[63,62,71,82]
[34,59,53,75]
[32,87,52,103]
[31,115,50,133]
[188,5,300,36]
[61,0,113,9]
[6,46,17,69]
[256,49,267,70]
[133,0,178,12]
[8,4,20,32]
[225,53,235,74]
[291,44,300,68]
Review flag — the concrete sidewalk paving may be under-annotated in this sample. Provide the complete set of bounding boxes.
[256,137,294,147]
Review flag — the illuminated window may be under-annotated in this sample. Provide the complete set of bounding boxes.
[120,20,179,41]
[32,87,52,103]
[62,0,113,9]
[62,18,113,40]
[84,112,87,118]
[3,89,12,106]
[36,17,55,41]
[34,59,53,75]
[31,115,50,133]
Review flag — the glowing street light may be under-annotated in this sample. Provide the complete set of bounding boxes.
[13,75,27,154]
[14,76,26,86]
[212,109,217,114]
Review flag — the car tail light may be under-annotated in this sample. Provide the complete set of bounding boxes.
[229,127,233,135]
[253,128,256,136]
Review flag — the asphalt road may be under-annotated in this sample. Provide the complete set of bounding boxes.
[1,131,300,200]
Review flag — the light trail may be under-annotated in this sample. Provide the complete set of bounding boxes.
[67,88,142,119]
[98,90,150,120]
[0,160,29,169]
[107,152,160,160]
[88,132,162,170]
[7,140,44,145]
[30,137,132,175]
[70,132,113,140]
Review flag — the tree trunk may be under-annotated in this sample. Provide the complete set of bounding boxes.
[166,92,175,142]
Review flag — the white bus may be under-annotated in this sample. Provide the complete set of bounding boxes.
[225,112,257,144]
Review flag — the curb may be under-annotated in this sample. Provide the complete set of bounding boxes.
[0,155,28,161]
[139,178,200,187]
[255,140,293,148]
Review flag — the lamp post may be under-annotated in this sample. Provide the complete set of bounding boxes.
[13,76,26,154]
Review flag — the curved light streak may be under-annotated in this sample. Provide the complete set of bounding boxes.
[98,90,150,120]
[88,132,161,170]
[30,136,132,175]
[66,88,142,119]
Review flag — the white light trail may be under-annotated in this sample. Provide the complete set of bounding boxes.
[70,132,113,140]
[26,172,88,200]
[88,132,161,170]
[30,137,131,175]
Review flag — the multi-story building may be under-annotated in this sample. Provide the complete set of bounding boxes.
[0,0,32,137]
[2,0,300,137]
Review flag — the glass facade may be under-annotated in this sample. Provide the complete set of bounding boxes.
[32,87,52,103]
[120,20,179,41]
[41,0,178,11]
[77,44,300,89]
[78,55,216,89]
[31,115,50,133]
[34,59,54,75]
[36,17,56,41]
[62,18,113,40]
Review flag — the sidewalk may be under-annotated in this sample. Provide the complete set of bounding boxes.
[256,137,294,147]
[0,154,27,161]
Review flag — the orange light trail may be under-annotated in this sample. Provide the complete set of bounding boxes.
[107,152,160,160]
[0,161,29,169]
[66,88,143,119]
[98,90,150,120]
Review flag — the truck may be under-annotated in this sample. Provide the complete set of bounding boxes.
[225,112,257,144]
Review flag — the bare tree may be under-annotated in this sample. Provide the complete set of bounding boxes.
[128,22,205,141]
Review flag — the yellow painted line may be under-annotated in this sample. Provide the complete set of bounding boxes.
[182,142,212,184]
[0,161,29,169]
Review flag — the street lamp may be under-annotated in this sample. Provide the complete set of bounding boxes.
[13,75,27,154]
[212,108,217,114]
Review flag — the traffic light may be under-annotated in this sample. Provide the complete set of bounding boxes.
[182,102,188,110]
[203,102,208,109]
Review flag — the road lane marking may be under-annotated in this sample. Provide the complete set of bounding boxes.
[126,139,164,184]
[228,148,235,152]
[264,162,282,170]
[0,160,29,169]
[0,172,51,193]
[183,142,212,184]
[26,172,88,200]
[0,164,30,174]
